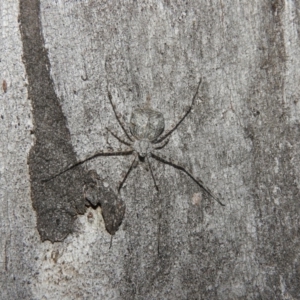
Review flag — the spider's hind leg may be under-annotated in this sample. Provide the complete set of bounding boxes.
[154,137,170,150]
[107,86,134,142]
[154,78,203,144]
[106,127,133,146]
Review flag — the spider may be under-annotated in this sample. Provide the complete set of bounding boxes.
[48,78,224,206]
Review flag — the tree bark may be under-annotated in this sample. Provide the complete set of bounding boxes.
[1,0,300,299]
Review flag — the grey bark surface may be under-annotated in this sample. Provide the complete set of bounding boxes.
[1,0,300,299]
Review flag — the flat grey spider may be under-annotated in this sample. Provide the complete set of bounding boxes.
[48,78,224,206]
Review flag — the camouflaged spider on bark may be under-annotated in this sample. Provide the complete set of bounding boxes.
[49,78,224,206]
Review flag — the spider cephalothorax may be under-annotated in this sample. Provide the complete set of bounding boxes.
[129,107,164,159]
[132,139,153,159]
[48,78,224,206]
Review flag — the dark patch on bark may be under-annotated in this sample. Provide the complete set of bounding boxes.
[19,0,87,242]
[85,170,125,235]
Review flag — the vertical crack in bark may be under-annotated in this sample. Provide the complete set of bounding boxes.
[19,0,87,242]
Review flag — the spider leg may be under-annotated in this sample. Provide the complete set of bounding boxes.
[146,156,159,191]
[107,86,134,142]
[153,137,170,150]
[154,78,203,144]
[109,235,113,249]
[118,153,138,192]
[151,153,224,206]
[43,149,134,182]
[106,127,133,146]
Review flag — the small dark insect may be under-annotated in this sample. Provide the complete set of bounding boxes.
[2,80,7,93]
[48,78,224,206]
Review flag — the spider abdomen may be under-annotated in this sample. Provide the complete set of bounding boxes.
[130,108,165,141]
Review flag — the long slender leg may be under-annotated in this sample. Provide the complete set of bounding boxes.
[43,150,134,182]
[156,192,163,255]
[118,153,138,192]
[106,127,133,146]
[107,87,134,142]
[153,137,170,150]
[154,78,203,144]
[109,235,113,249]
[146,156,159,191]
[151,153,224,206]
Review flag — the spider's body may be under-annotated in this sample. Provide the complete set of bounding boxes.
[130,108,165,142]
[133,139,153,159]
[49,78,224,206]
[128,108,164,159]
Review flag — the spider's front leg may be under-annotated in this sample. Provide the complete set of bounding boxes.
[146,156,159,191]
[151,152,224,206]
[118,153,138,192]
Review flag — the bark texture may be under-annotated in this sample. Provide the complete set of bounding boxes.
[1,0,300,299]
